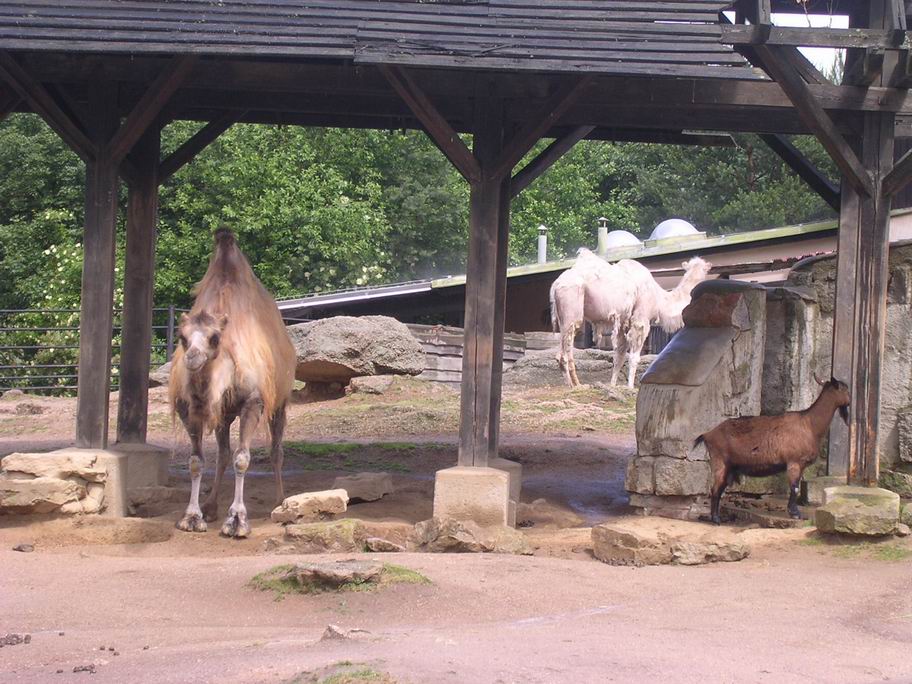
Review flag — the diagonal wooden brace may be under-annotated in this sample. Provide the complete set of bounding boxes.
[882,146,912,196]
[160,110,245,182]
[756,45,875,197]
[511,125,595,197]
[380,65,480,183]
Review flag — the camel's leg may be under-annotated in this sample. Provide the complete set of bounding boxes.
[558,324,578,387]
[221,393,263,539]
[201,416,233,523]
[625,319,650,389]
[609,318,628,386]
[269,402,288,507]
[176,401,207,533]
[566,324,581,387]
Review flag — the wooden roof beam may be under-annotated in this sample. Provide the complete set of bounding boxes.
[722,25,910,49]
[490,76,592,182]
[756,45,875,197]
[105,55,197,165]
[844,48,886,86]
[0,51,94,162]
[0,89,19,124]
[759,133,841,210]
[160,110,244,182]
[511,125,594,197]
[889,49,912,88]
[379,65,480,183]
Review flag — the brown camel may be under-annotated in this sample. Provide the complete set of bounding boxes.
[169,228,296,538]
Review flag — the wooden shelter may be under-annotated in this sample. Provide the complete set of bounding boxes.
[1,0,911,504]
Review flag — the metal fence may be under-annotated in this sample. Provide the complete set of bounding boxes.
[0,306,184,394]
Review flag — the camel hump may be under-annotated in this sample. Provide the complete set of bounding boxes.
[214,226,237,248]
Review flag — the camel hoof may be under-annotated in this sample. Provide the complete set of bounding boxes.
[200,501,218,523]
[789,510,802,520]
[220,513,250,539]
[177,514,207,533]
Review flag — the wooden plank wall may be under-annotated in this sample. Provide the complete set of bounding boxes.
[407,323,526,386]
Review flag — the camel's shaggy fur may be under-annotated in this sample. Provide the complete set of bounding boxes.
[170,228,296,538]
[550,249,711,388]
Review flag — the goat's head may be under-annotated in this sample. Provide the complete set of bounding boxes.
[178,311,228,373]
[816,374,850,424]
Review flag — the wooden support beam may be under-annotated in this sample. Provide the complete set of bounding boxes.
[759,133,841,210]
[844,48,886,86]
[490,77,592,182]
[379,65,480,183]
[0,91,18,124]
[0,51,94,163]
[756,45,875,197]
[487,178,511,458]
[722,24,910,49]
[458,92,505,468]
[889,49,912,88]
[883,145,912,195]
[75,82,120,449]
[116,127,160,445]
[511,125,594,197]
[105,56,197,165]
[159,110,244,182]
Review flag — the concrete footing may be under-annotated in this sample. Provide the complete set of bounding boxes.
[488,457,522,527]
[111,442,170,490]
[433,466,514,528]
[95,450,129,517]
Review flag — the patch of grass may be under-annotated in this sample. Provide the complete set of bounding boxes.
[870,544,912,561]
[798,536,825,547]
[375,442,417,451]
[286,442,360,457]
[802,537,912,561]
[249,564,431,600]
[287,663,396,684]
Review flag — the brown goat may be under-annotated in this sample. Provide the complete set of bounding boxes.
[694,377,850,524]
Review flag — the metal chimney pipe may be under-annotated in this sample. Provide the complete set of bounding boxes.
[596,216,610,256]
[537,224,548,264]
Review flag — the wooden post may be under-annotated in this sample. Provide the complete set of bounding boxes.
[458,94,505,467]
[116,126,160,445]
[75,82,120,449]
[487,178,511,458]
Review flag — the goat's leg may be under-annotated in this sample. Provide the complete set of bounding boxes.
[709,459,730,525]
[609,318,627,386]
[176,401,207,533]
[221,393,264,539]
[786,462,803,519]
[268,402,288,507]
[201,416,233,523]
[625,319,650,389]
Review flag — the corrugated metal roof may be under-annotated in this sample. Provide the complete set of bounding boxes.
[0,0,761,79]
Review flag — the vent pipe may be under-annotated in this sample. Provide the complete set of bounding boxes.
[537,224,548,264]
[596,216,610,256]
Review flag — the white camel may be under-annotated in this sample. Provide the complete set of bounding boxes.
[550,249,711,388]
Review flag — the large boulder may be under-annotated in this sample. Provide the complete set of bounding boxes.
[270,489,349,524]
[815,486,900,536]
[1,451,106,483]
[503,348,655,388]
[148,361,172,388]
[287,316,424,384]
[0,477,85,513]
[591,517,750,566]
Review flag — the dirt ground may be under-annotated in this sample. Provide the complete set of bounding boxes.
[1,380,911,683]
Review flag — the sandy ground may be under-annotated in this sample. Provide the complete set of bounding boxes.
[1,383,911,683]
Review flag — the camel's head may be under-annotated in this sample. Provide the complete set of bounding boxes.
[178,311,228,373]
[681,256,712,283]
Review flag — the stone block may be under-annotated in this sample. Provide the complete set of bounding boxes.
[332,473,394,503]
[730,472,789,496]
[592,517,749,567]
[283,519,367,553]
[627,493,709,521]
[271,489,349,523]
[653,457,710,496]
[433,466,511,528]
[879,468,912,498]
[902,503,912,527]
[111,443,170,489]
[0,477,84,513]
[1,450,106,482]
[816,486,900,536]
[897,409,912,463]
[625,456,655,495]
[802,475,846,506]
[408,518,529,554]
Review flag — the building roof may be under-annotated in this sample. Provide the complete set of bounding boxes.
[0,0,761,80]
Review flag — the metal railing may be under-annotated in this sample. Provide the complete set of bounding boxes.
[0,306,185,395]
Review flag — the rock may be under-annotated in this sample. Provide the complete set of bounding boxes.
[288,560,383,588]
[349,375,396,395]
[896,523,911,537]
[148,361,172,388]
[897,409,912,463]
[270,489,349,524]
[503,347,655,388]
[653,458,711,496]
[59,482,105,515]
[879,468,912,498]
[288,315,424,383]
[1,451,106,483]
[283,519,367,553]
[332,472,394,503]
[0,633,31,647]
[902,504,912,527]
[15,403,45,415]
[12,543,34,552]
[129,485,180,507]
[364,537,405,552]
[0,477,84,513]
[408,518,530,554]
[320,625,372,641]
[1,389,24,400]
[815,486,900,536]
[592,518,750,566]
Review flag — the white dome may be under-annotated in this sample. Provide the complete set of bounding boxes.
[602,229,642,249]
[649,218,699,241]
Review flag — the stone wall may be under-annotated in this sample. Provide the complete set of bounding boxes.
[626,280,768,519]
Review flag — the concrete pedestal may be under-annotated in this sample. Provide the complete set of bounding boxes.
[489,457,522,527]
[433,466,513,527]
[95,450,129,517]
[112,442,170,489]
